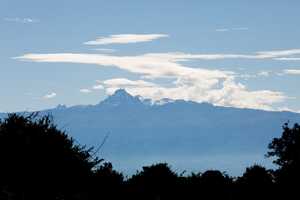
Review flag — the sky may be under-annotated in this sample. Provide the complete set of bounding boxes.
[1,0,300,112]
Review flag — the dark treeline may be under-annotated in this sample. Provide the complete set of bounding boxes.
[0,114,299,200]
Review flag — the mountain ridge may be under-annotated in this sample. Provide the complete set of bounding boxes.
[52,89,297,114]
[1,89,300,175]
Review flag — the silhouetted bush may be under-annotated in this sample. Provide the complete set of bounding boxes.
[200,170,233,199]
[235,165,274,199]
[126,163,178,200]
[90,162,124,200]
[0,114,101,200]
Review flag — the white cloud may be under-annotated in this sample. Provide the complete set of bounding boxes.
[283,69,300,75]
[4,17,39,23]
[275,57,300,61]
[216,27,249,32]
[80,88,92,93]
[257,71,271,77]
[84,34,169,45]
[276,107,300,113]
[92,84,104,90]
[139,49,300,61]
[93,48,116,53]
[17,51,290,110]
[100,78,157,88]
[238,74,257,80]
[257,49,300,57]
[43,92,56,99]
[15,49,300,64]
[216,28,230,32]
[100,77,285,111]
[15,53,233,81]
[238,71,270,80]
[142,52,253,60]
[140,50,300,60]
[255,49,300,61]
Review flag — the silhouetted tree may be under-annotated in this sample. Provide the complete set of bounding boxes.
[235,165,274,199]
[0,114,101,200]
[239,165,274,185]
[267,123,300,168]
[200,170,233,200]
[267,122,300,198]
[90,162,124,200]
[126,163,178,200]
[177,172,202,200]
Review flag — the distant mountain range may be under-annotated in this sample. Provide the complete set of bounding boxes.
[2,89,300,175]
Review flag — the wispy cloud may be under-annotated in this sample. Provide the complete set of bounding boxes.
[92,84,104,90]
[277,107,300,113]
[216,28,230,32]
[16,51,288,110]
[80,85,104,93]
[79,88,92,93]
[84,34,169,45]
[257,71,271,77]
[93,48,116,53]
[100,78,157,88]
[216,27,249,32]
[18,49,300,62]
[262,49,300,61]
[239,70,271,80]
[275,57,300,61]
[283,69,300,75]
[4,17,39,24]
[138,49,300,60]
[258,49,300,58]
[43,92,56,99]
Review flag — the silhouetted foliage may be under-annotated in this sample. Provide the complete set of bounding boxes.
[236,165,274,199]
[200,170,233,199]
[238,165,274,186]
[267,123,300,167]
[126,163,178,200]
[91,162,124,200]
[0,114,299,200]
[267,122,300,198]
[0,114,101,200]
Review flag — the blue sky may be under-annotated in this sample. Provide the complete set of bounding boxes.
[1,0,300,112]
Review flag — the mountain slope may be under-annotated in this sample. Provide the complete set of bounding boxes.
[2,89,300,175]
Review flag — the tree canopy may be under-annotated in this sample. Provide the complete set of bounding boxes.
[267,122,300,197]
[0,114,101,200]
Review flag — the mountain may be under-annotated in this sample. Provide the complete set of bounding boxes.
[1,89,300,175]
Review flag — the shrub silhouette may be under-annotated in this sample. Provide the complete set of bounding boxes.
[199,170,233,200]
[126,163,178,200]
[0,114,101,200]
[238,165,273,186]
[236,165,274,199]
[91,162,124,200]
[126,166,233,200]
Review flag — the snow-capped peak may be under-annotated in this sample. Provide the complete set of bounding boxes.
[100,89,143,106]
